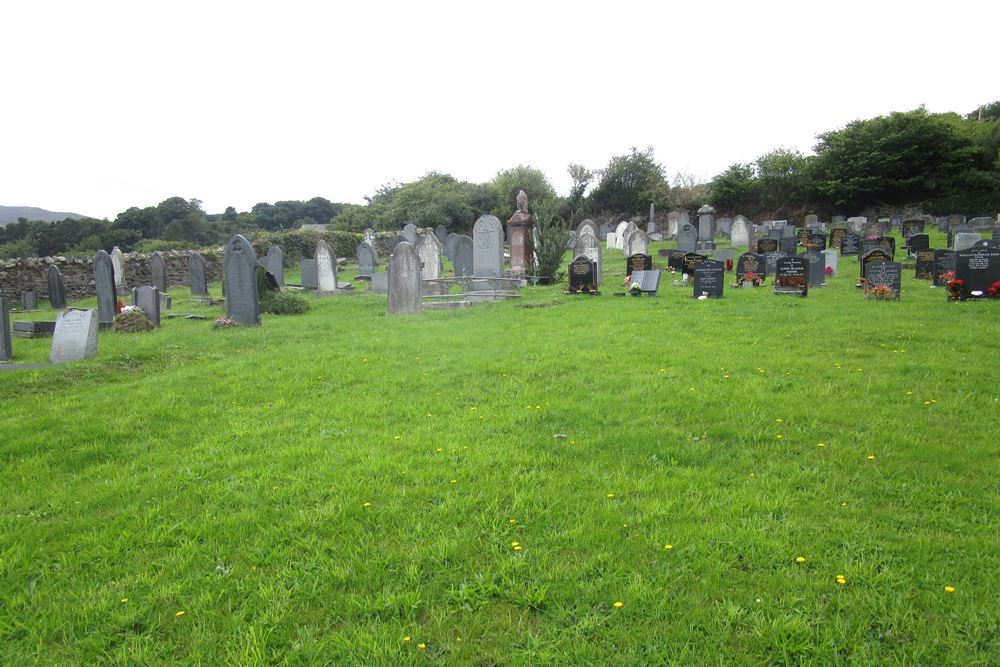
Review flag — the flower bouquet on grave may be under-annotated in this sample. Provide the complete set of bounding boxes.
[867,283,895,300]
[946,277,964,300]
[987,281,1000,299]
[629,281,642,296]
[214,316,239,329]
[824,265,834,276]
[113,306,153,333]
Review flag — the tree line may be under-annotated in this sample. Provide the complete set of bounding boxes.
[3,101,996,259]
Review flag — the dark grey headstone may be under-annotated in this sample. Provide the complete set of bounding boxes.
[779,237,798,255]
[693,259,724,298]
[49,308,98,363]
[598,223,610,241]
[434,225,449,245]
[630,269,662,295]
[453,235,474,277]
[387,241,421,315]
[865,262,902,299]
[861,248,893,281]
[906,234,930,254]
[765,251,787,276]
[300,259,317,289]
[223,235,260,325]
[93,250,117,326]
[802,250,825,287]
[840,234,860,256]
[955,244,1000,299]
[915,249,935,280]
[133,286,161,326]
[150,252,168,293]
[357,242,375,278]
[933,250,956,287]
[445,232,460,261]
[736,252,766,281]
[369,272,388,293]
[568,256,597,292]
[774,256,808,296]
[265,246,285,287]
[0,295,11,360]
[47,266,66,309]
[676,224,697,253]
[189,252,208,296]
[21,292,37,311]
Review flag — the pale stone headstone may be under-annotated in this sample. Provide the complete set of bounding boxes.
[453,235,474,277]
[667,211,680,238]
[93,250,117,326]
[357,242,375,278]
[730,217,751,248]
[110,246,126,290]
[822,249,838,277]
[573,230,603,285]
[402,224,418,245]
[223,234,260,325]
[387,241,421,315]
[133,285,161,326]
[717,217,732,237]
[648,204,656,233]
[697,204,715,241]
[47,265,66,309]
[626,229,649,256]
[150,252,168,294]
[577,219,599,240]
[315,240,339,293]
[362,228,379,263]
[606,231,618,249]
[416,232,442,281]
[676,224,697,253]
[954,232,981,252]
[0,295,11,360]
[49,308,98,363]
[615,221,630,250]
[265,246,285,287]
[473,215,504,278]
[189,252,208,296]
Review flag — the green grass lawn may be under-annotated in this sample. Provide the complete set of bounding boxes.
[2,231,999,665]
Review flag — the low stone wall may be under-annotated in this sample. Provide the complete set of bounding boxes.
[0,250,223,302]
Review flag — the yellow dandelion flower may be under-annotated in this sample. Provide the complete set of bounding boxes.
[417,643,426,650]
[906,391,912,395]
[509,518,517,524]
[775,418,783,423]
[944,586,955,593]
[817,443,826,447]
[607,493,615,499]
[403,636,411,642]
[120,598,128,603]
[724,374,731,378]
[479,416,485,421]
[175,610,185,617]
[535,405,541,409]
[512,541,520,547]
[795,556,806,564]
[867,455,876,461]
[450,479,457,484]
[363,502,371,508]
[394,435,401,440]
[613,601,624,608]
[456,636,462,642]
[513,544,523,552]
[436,448,442,452]
[664,544,674,550]
[776,434,783,440]
[622,523,629,528]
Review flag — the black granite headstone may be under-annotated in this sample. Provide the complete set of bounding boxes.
[93,250,117,326]
[906,234,930,253]
[840,234,860,256]
[568,256,597,293]
[933,250,956,287]
[765,251,786,276]
[667,250,686,272]
[802,250,825,287]
[757,239,778,254]
[901,220,925,239]
[915,249,935,280]
[954,245,1000,299]
[626,253,653,275]
[779,237,798,255]
[736,252,766,282]
[693,260,724,298]
[865,262,902,299]
[861,248,893,282]
[682,253,707,275]
[774,256,808,296]
[807,233,827,251]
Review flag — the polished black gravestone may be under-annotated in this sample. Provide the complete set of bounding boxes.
[736,252,766,283]
[860,248,893,282]
[915,249,935,280]
[796,227,811,246]
[901,220,925,239]
[876,236,896,257]
[779,237,798,255]
[682,253,707,275]
[933,250,956,287]
[626,253,652,275]
[840,234,860,256]
[807,233,827,251]
[667,250,686,272]
[764,251,786,276]
[223,234,260,325]
[693,260,724,298]
[906,234,930,254]
[954,244,1000,299]
[47,266,66,309]
[567,256,597,293]
[864,262,902,299]
[774,256,808,296]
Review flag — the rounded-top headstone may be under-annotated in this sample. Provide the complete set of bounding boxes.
[387,241,422,315]
[93,250,117,325]
[472,215,504,278]
[223,234,260,325]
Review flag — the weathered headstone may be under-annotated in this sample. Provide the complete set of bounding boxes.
[954,244,1000,299]
[189,252,208,296]
[444,232,460,261]
[693,259,724,298]
[47,265,66,309]
[0,295,11,360]
[697,204,715,241]
[615,221,630,250]
[840,233,861,256]
[774,256,808,296]
[802,249,825,287]
[93,250,117,326]
[265,246,285,287]
[779,237,798,255]
[21,292,37,311]
[133,285,161,326]
[568,256,597,293]
[387,241,421,315]
[416,233,443,281]
[865,262,902,299]
[730,217,751,248]
[357,242,375,279]
[315,240,339,293]
[576,219,599,241]
[402,224,418,245]
[626,229,649,257]
[901,220,925,239]
[947,224,972,248]
[150,252,168,294]
[717,217,732,237]
[933,250,957,286]
[993,222,1000,243]
[452,235,474,277]
[676,224,697,253]
[667,211,680,238]
[473,215,504,278]
[647,204,656,234]
[49,308,98,363]
[915,249,935,280]
[223,234,260,325]
[434,225,449,245]
[300,259,317,289]
[954,232,981,252]
[573,230,603,285]
[111,246,126,290]
[822,249,838,278]
[736,252,766,283]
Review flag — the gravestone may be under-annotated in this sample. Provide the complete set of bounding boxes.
[133,285,161,326]
[822,250,838,277]
[693,259,724,298]
[906,234,930,253]
[0,295,10,360]
[736,252,765,283]
[369,272,388,293]
[568,256,597,293]
[861,248,893,282]
[630,269,662,295]
[363,227,378,253]
[224,235,260,325]
[682,252,707,275]
[840,233,860,256]
[802,250,825,287]
[730,217,751,248]
[717,217,732,237]
[781,224,796,239]
[779,237,798,255]
[473,215,504,278]
[937,216,950,232]
[667,211,680,238]
[933,250,956,286]
[300,259,317,289]
[315,240,340,293]
[676,224,697,253]
[774,256,808,296]
[796,227,812,247]
[993,223,1000,243]
[915,249,935,280]
[954,244,1000,299]
[577,219,599,240]
[648,204,656,233]
[598,223,610,241]
[865,262,902,299]
[389,234,408,251]
[947,225,972,248]
[901,220,925,239]
[832,215,846,223]
[970,216,994,230]
[49,308,98,363]
[111,246,126,291]
[626,253,652,275]
[765,251,787,276]
[807,233,827,251]
[452,235,474,277]
[21,292,37,311]
[697,204,715,241]
[387,241,421,315]
[615,221,630,250]
[829,226,847,252]
[402,224,418,245]
[189,252,209,296]
[667,250,686,272]
[265,246,285,287]
[434,225,449,245]
[954,232,981,252]
[713,248,734,265]
[357,242,375,279]
[805,214,819,226]
[416,233,442,281]
[93,250,117,326]
[150,252,168,294]
[47,265,66,309]
[626,229,649,256]
[757,238,778,254]
[573,230,603,285]
[444,232,460,261]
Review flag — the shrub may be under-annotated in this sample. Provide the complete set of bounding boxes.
[260,290,310,315]
[113,306,154,333]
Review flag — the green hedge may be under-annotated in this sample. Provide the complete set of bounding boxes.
[252,230,361,266]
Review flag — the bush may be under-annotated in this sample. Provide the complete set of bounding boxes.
[531,205,571,283]
[260,290,310,315]
[252,229,361,264]
[113,307,154,333]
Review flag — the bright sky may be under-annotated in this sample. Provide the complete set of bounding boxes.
[2,0,998,220]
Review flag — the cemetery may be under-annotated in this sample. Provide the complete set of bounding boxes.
[1,198,999,664]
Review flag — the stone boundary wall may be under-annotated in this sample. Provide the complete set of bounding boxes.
[0,250,223,302]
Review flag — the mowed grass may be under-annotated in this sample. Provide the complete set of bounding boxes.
[2,232,999,665]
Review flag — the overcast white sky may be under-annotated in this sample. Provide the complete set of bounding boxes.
[2,0,998,220]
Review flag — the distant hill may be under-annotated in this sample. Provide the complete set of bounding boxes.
[0,205,88,225]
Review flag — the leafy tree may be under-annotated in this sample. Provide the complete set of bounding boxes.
[587,147,669,217]
[709,163,758,215]
[755,148,813,217]
[490,165,557,218]
[564,163,594,222]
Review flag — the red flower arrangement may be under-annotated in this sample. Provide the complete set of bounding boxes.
[988,281,1000,298]
[946,278,964,299]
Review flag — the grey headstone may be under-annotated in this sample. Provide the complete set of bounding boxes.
[93,250,117,326]
[626,229,649,257]
[402,223,418,245]
[49,308,98,363]
[473,215,504,278]
[387,241,421,315]
[803,250,825,287]
[223,234,260,325]
[133,286,161,326]
[110,246,126,289]
[832,215,846,223]
[697,204,715,241]
[369,272,389,293]
[47,265,66,309]
[189,252,208,296]
[453,235,474,277]
[805,214,819,225]
[676,224,697,253]
[315,240,339,293]
[716,217,732,237]
[0,295,11,360]
[434,225,449,245]
[713,248,734,264]
[300,259,317,289]
[577,219,599,240]
[21,292,37,311]
[416,233,442,281]
[573,230,603,285]
[781,224,796,239]
[954,232,981,252]
[648,204,656,233]
[822,249,838,277]
[630,269,662,294]
[150,252,168,293]
[667,211,680,238]
[265,246,285,287]
[598,223,610,240]
[357,242,375,278]
[730,217,751,248]
[445,232,460,261]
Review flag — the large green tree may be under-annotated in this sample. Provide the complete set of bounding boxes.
[489,165,557,218]
[587,147,669,217]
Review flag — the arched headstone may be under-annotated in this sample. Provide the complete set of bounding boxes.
[189,252,208,296]
[357,242,375,278]
[472,215,504,278]
[387,242,421,315]
[110,246,126,290]
[265,246,285,287]
[93,250,117,325]
[453,235,474,277]
[150,252,168,293]
[416,233,442,281]
[315,240,339,293]
[223,234,260,325]
[47,265,66,309]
